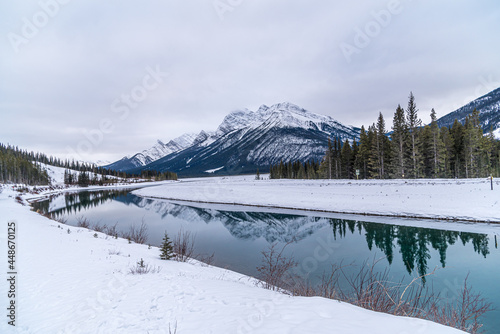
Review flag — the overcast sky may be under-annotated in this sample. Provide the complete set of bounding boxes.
[1,0,499,163]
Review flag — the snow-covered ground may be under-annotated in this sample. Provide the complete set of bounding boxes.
[38,162,135,185]
[0,186,464,333]
[133,176,500,223]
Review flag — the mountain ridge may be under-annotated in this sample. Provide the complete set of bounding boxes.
[436,87,500,135]
[106,102,360,176]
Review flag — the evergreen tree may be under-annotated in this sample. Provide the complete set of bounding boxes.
[450,120,465,177]
[255,168,260,180]
[375,112,388,178]
[341,139,352,178]
[429,108,446,177]
[463,109,483,178]
[326,138,333,179]
[160,231,174,260]
[406,92,422,178]
[358,126,370,179]
[390,105,407,178]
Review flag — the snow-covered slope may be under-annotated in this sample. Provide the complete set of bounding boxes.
[133,176,500,223]
[38,162,127,186]
[106,133,197,171]
[0,187,465,334]
[125,102,360,176]
[437,86,500,137]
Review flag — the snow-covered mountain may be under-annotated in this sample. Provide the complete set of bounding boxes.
[118,102,360,176]
[106,133,197,171]
[437,86,500,137]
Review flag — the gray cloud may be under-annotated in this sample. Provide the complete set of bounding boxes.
[1,0,499,162]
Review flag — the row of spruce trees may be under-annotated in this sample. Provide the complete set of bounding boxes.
[270,93,500,180]
[0,144,49,185]
[63,169,177,187]
[0,143,177,186]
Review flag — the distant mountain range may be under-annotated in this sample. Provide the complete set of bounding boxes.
[106,102,360,176]
[107,88,500,177]
[437,87,500,135]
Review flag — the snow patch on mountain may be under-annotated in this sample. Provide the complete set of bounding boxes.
[205,166,224,173]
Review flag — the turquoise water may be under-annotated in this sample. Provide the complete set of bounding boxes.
[32,189,500,332]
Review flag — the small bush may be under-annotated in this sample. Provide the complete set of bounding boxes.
[129,258,160,275]
[104,223,119,238]
[108,249,121,256]
[173,228,195,262]
[76,217,90,229]
[256,242,297,292]
[91,222,107,233]
[55,216,68,224]
[122,219,148,244]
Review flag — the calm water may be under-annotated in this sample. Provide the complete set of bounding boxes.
[32,189,500,332]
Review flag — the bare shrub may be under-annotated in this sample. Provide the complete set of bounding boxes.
[333,259,436,318]
[108,249,121,256]
[129,258,161,275]
[310,263,344,299]
[173,228,196,262]
[122,219,149,244]
[256,242,297,292]
[91,222,107,233]
[196,252,215,267]
[76,216,90,229]
[276,257,492,333]
[426,274,493,333]
[105,223,119,238]
[55,216,68,224]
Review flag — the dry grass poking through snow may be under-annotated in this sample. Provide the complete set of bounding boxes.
[256,243,493,334]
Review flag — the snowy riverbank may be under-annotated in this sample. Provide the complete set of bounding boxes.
[0,186,464,333]
[133,176,500,223]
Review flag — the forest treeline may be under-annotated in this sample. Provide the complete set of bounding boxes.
[0,143,49,185]
[270,92,500,180]
[0,143,177,186]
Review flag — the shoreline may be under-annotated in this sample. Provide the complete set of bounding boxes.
[0,186,464,334]
[134,194,500,224]
[132,176,500,225]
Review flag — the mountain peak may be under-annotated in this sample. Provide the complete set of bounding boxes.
[106,102,360,173]
[272,102,305,112]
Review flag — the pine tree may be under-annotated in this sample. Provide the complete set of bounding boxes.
[358,126,370,179]
[406,92,422,178]
[391,105,407,178]
[450,120,465,177]
[463,109,482,178]
[439,126,453,177]
[160,231,174,260]
[327,138,333,179]
[375,112,388,179]
[341,139,352,178]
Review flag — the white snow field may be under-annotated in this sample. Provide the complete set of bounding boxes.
[0,186,464,334]
[134,176,500,223]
